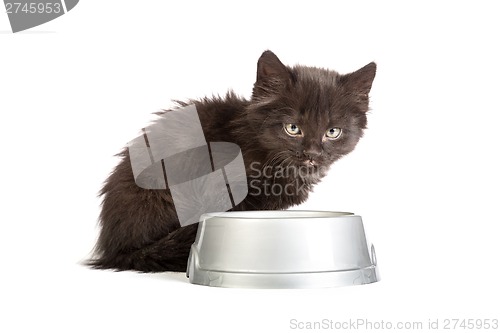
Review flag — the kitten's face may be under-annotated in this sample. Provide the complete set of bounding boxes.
[248,51,376,174]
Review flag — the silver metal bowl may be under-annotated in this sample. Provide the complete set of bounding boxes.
[187,210,379,288]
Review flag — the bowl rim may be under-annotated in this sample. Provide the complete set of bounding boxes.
[201,210,355,220]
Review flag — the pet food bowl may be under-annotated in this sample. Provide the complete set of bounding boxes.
[186,210,379,288]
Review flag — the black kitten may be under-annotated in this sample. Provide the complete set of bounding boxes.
[88,51,376,272]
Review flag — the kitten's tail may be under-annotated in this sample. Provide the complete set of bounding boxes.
[87,224,198,273]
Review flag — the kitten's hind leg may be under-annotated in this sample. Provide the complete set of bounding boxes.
[131,223,199,272]
[88,223,199,273]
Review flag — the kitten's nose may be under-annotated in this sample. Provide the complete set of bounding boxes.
[303,147,322,160]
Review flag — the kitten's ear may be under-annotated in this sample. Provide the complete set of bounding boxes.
[256,50,293,84]
[340,62,377,96]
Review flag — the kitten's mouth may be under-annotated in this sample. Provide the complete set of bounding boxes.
[300,158,319,168]
[293,159,320,171]
[287,152,322,170]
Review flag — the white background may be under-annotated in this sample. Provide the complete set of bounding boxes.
[1,1,499,332]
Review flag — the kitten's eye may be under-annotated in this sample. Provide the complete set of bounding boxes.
[284,124,302,136]
[325,128,342,139]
